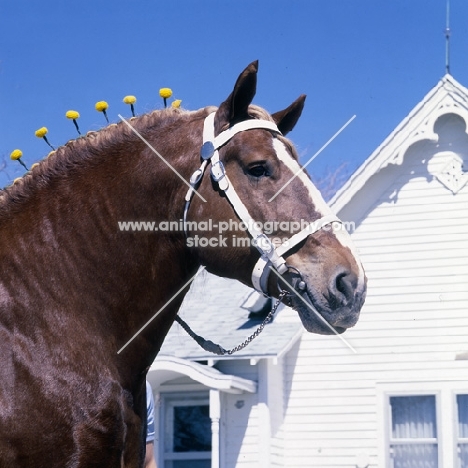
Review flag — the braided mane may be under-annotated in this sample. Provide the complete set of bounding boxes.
[0,103,297,214]
[0,107,213,211]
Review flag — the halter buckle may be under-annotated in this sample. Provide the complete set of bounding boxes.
[210,161,229,190]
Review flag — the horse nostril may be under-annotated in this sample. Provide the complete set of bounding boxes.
[329,270,357,307]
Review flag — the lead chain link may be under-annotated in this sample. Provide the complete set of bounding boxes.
[175,289,289,356]
[226,289,288,355]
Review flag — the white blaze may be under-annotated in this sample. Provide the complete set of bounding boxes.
[272,138,366,290]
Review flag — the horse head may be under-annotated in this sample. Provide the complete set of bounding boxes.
[186,61,367,335]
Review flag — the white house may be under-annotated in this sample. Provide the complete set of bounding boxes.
[148,73,468,468]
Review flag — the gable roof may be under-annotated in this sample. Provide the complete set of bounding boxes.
[330,74,468,215]
[159,270,303,362]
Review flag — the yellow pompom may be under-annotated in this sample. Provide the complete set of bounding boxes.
[123,95,137,104]
[66,110,81,135]
[11,149,28,170]
[35,126,55,150]
[35,127,48,138]
[123,95,137,116]
[66,110,80,120]
[95,101,109,112]
[95,101,109,123]
[10,149,23,160]
[159,88,173,99]
[171,99,182,109]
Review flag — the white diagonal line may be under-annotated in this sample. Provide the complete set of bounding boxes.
[269,267,357,354]
[118,114,207,203]
[117,266,206,354]
[269,114,356,202]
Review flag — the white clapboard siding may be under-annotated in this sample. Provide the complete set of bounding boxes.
[282,109,468,466]
[217,360,260,468]
[222,391,260,467]
[267,359,286,467]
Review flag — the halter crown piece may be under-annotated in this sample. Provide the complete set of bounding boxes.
[184,112,340,296]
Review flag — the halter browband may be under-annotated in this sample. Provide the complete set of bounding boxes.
[184,112,340,296]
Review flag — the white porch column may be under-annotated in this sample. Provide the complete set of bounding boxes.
[258,359,271,468]
[209,389,221,468]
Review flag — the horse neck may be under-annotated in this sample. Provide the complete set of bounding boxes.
[0,112,204,381]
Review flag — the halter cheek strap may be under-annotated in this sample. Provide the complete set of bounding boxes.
[184,112,341,296]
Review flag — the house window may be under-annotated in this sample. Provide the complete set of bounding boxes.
[161,392,211,468]
[457,394,468,468]
[389,395,438,467]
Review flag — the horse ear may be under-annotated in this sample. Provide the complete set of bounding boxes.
[271,94,306,136]
[215,60,258,132]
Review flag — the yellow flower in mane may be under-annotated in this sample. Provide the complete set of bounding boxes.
[35,126,55,150]
[35,127,48,138]
[123,95,136,104]
[66,110,80,120]
[95,101,109,123]
[10,149,23,161]
[171,99,182,109]
[66,110,81,135]
[159,88,173,99]
[159,88,173,108]
[123,95,137,117]
[95,101,108,112]
[10,149,28,171]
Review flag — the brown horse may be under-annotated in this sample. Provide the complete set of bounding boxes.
[0,61,366,467]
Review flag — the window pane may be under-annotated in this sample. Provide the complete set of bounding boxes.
[391,396,437,439]
[391,444,438,468]
[173,405,211,452]
[459,443,468,468]
[457,395,468,438]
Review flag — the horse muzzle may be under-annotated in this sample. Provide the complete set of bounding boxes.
[279,267,364,335]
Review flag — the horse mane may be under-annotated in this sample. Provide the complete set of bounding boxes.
[0,103,297,213]
[0,106,215,213]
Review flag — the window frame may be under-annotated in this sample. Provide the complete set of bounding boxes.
[455,393,468,468]
[384,390,442,468]
[159,391,212,468]
[386,392,441,468]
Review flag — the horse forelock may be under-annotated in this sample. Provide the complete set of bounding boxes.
[246,105,300,162]
[0,107,214,213]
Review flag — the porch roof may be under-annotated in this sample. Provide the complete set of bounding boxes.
[148,355,257,394]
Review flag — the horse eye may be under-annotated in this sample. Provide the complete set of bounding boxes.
[247,164,268,178]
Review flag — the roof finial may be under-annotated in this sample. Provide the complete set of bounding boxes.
[444,0,451,75]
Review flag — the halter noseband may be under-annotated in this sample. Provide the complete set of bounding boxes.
[184,112,340,296]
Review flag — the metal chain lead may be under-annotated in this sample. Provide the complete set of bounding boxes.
[175,289,289,356]
[225,289,288,354]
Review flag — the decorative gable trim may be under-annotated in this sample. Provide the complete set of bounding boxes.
[331,74,468,213]
[434,153,468,194]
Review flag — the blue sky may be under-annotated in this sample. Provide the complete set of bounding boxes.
[2,0,468,189]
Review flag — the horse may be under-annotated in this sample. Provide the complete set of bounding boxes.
[0,61,366,467]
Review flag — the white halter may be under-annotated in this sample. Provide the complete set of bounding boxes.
[184,112,340,296]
